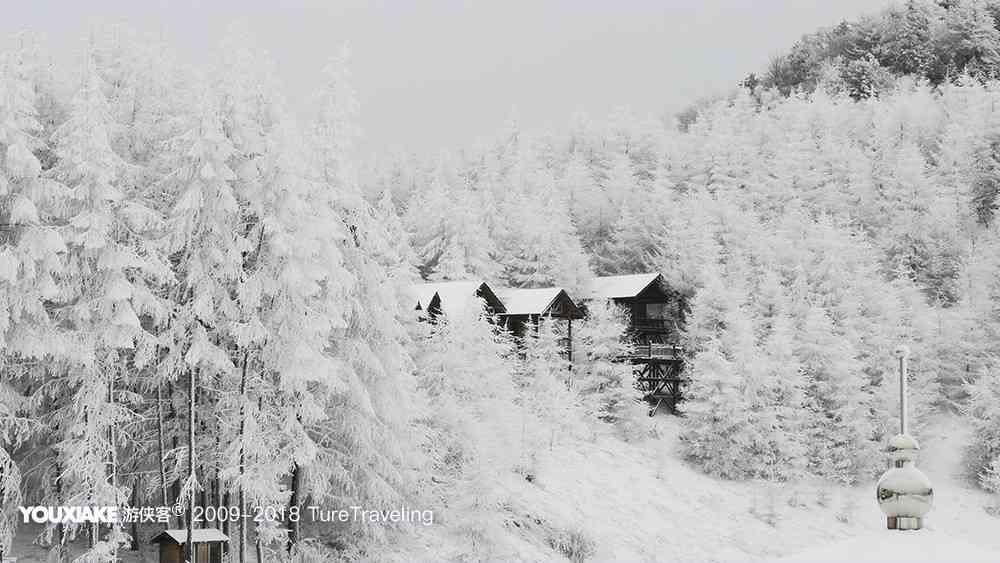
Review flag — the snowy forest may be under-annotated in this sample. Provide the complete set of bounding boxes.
[4,0,1000,561]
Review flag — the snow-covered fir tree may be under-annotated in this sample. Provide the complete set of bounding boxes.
[572,300,635,424]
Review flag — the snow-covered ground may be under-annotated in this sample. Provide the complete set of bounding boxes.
[10,414,998,562]
[389,411,1000,562]
[772,414,1000,563]
[774,530,1000,562]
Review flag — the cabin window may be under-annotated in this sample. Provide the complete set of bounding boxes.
[645,303,668,319]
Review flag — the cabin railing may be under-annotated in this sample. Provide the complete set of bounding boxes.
[629,342,684,360]
[631,318,670,332]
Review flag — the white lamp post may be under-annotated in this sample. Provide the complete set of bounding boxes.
[876,345,933,530]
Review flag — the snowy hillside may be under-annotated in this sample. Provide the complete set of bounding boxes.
[9,413,997,562]
[7,3,1000,562]
[774,532,1000,563]
[379,413,1000,562]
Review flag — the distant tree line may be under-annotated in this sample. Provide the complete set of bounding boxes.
[754,0,1000,99]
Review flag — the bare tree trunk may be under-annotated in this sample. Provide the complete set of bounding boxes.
[54,461,66,563]
[156,379,169,508]
[84,406,97,550]
[108,369,119,563]
[238,350,249,563]
[287,462,300,552]
[169,381,181,524]
[221,491,231,554]
[0,469,5,563]
[198,478,206,529]
[185,368,196,563]
[130,476,140,552]
[286,411,303,553]
[212,476,220,525]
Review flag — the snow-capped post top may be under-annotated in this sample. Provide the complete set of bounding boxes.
[887,434,920,466]
[893,344,910,359]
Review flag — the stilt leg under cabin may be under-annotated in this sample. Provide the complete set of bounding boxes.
[629,343,686,415]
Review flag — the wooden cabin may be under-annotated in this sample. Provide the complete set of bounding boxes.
[407,280,506,320]
[583,273,685,345]
[498,287,583,360]
[152,529,228,563]
[499,287,583,335]
[584,273,687,415]
[409,274,689,416]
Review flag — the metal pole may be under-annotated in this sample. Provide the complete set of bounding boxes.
[567,318,572,364]
[898,351,908,435]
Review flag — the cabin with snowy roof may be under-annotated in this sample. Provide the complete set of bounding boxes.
[499,287,582,333]
[499,286,583,360]
[152,528,228,563]
[409,273,688,415]
[583,273,686,345]
[584,273,688,414]
[407,280,506,320]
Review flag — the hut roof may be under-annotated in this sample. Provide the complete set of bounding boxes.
[151,529,229,545]
[499,287,580,317]
[408,280,506,314]
[500,287,563,315]
[584,273,662,300]
[406,284,440,311]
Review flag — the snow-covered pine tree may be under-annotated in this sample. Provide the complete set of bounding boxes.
[405,167,452,278]
[964,366,1000,483]
[158,97,245,557]
[374,189,419,283]
[195,30,349,556]
[0,42,63,561]
[493,165,592,292]
[757,310,808,480]
[85,28,193,544]
[517,317,579,467]
[299,47,419,547]
[428,186,499,281]
[47,53,167,557]
[572,300,636,425]
[608,183,659,276]
[246,119,356,552]
[795,306,878,483]
[413,301,521,538]
[681,295,795,480]
[679,335,747,478]
[681,258,738,353]
[559,151,600,230]
[584,151,631,268]
[0,41,66,355]
[982,457,1000,512]
[646,187,721,296]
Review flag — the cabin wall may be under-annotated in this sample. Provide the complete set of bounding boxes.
[474,286,505,315]
[160,543,182,563]
[615,291,686,345]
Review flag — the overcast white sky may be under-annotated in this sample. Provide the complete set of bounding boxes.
[4,0,895,156]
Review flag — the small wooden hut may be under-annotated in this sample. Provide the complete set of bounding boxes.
[583,273,685,345]
[499,287,583,358]
[584,273,687,414]
[152,529,228,563]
